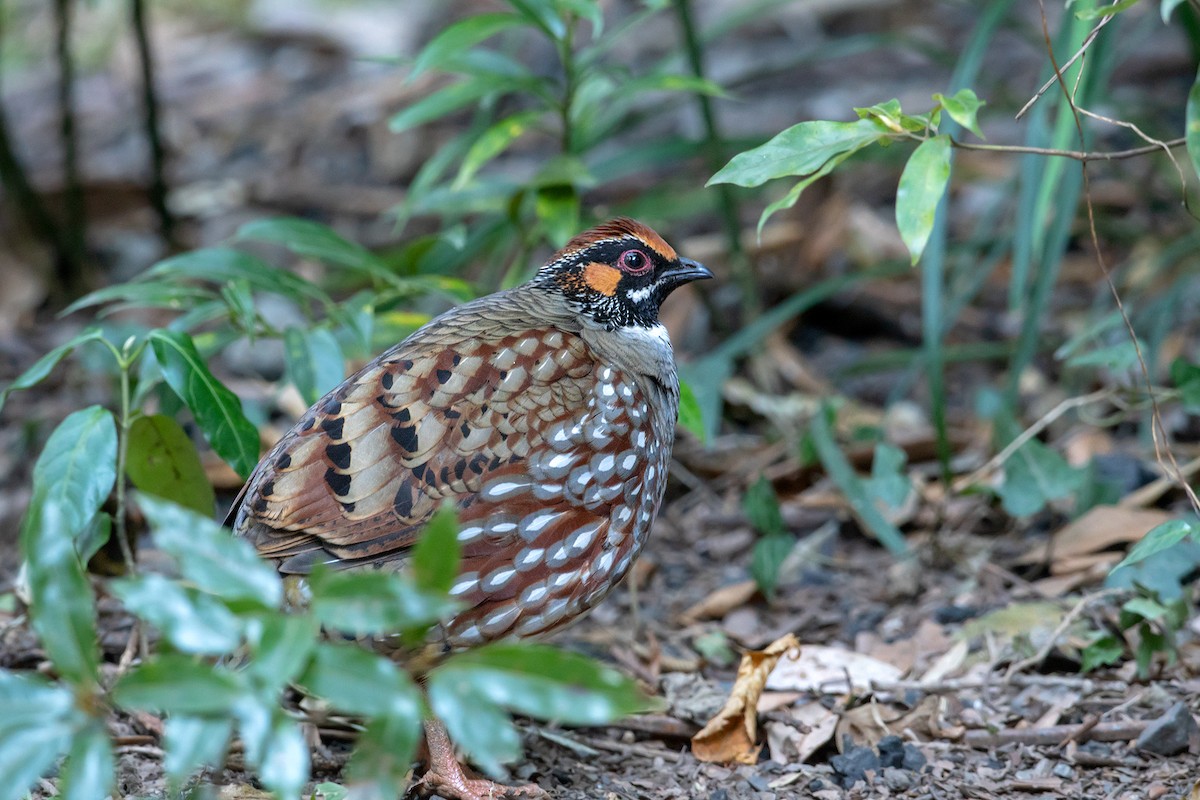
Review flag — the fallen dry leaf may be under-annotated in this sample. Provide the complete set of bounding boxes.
[680,579,758,623]
[1015,505,1170,567]
[692,633,801,764]
[765,700,838,763]
[765,644,904,694]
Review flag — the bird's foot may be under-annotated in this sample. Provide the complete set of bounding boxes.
[413,769,548,800]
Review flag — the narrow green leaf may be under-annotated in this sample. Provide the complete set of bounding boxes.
[866,443,911,509]
[59,723,114,800]
[509,0,567,39]
[163,716,233,786]
[147,247,332,306]
[412,505,461,594]
[454,110,545,189]
[751,535,793,598]
[534,185,581,248]
[810,404,909,557]
[1074,0,1138,18]
[708,119,886,188]
[114,654,248,715]
[235,218,398,287]
[432,643,649,724]
[1186,64,1200,183]
[149,329,259,478]
[125,414,215,516]
[283,327,345,407]
[676,379,707,443]
[308,567,458,636]
[138,494,283,608]
[62,283,215,317]
[298,642,422,718]
[933,89,985,139]
[1113,519,1197,571]
[389,79,501,133]
[111,574,241,655]
[410,13,524,80]
[0,328,107,415]
[896,134,952,265]
[744,476,785,537]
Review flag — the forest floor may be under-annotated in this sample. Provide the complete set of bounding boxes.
[2,0,1200,798]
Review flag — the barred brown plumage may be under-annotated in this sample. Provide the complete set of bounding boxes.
[230,217,711,800]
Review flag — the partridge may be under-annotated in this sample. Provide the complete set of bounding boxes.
[230,218,711,799]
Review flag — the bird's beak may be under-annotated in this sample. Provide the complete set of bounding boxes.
[661,257,713,289]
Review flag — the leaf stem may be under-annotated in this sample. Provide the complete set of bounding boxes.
[113,343,139,578]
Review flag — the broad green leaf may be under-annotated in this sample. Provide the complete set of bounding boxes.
[389,79,503,133]
[59,723,114,800]
[163,716,233,786]
[998,438,1086,518]
[0,669,79,731]
[708,119,886,188]
[138,494,283,608]
[0,328,106,417]
[412,505,461,594]
[345,713,421,800]
[755,145,860,238]
[933,89,985,139]
[744,476,785,538]
[313,783,350,800]
[410,13,524,80]
[242,612,319,692]
[1114,519,1197,571]
[1187,64,1200,184]
[283,327,345,406]
[146,247,332,306]
[426,678,520,777]
[751,534,793,599]
[676,380,706,443]
[125,414,215,516]
[896,134,952,265]
[308,567,458,636]
[257,716,309,800]
[149,329,259,478]
[454,110,545,189]
[21,407,117,686]
[114,654,248,714]
[111,573,241,655]
[432,643,649,725]
[298,642,422,718]
[1080,632,1125,672]
[810,404,909,557]
[1122,596,1171,622]
[854,99,905,132]
[0,713,75,800]
[235,218,397,286]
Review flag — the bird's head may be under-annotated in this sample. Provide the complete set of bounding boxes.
[533,218,712,331]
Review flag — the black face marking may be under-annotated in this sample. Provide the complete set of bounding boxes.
[325,468,351,496]
[326,442,352,469]
[391,425,419,451]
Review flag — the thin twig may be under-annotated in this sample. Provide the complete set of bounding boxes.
[1004,589,1123,680]
[963,719,1147,748]
[129,0,175,245]
[952,136,1186,162]
[1015,4,1119,120]
[871,673,1130,695]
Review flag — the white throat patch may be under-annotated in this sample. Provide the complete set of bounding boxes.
[619,322,672,350]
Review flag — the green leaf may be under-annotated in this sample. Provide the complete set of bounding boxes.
[432,643,649,724]
[509,0,567,40]
[896,134,952,265]
[1164,0,1188,21]
[1080,632,1125,672]
[854,98,906,131]
[298,642,422,718]
[412,505,461,594]
[125,414,215,516]
[676,379,707,443]
[534,185,581,248]
[1134,624,1169,678]
[454,110,546,189]
[933,89,985,139]
[235,218,395,285]
[147,247,333,306]
[313,783,350,800]
[114,654,248,715]
[743,475,785,537]
[149,329,259,479]
[708,119,886,188]
[751,534,793,599]
[1114,518,1199,572]
[62,283,215,317]
[1187,65,1200,184]
[308,567,458,636]
[59,723,114,800]
[866,443,911,509]
[1074,0,1138,19]
[754,145,861,238]
[20,406,117,686]
[998,438,1086,518]
[810,403,909,557]
[345,713,421,800]
[111,573,241,655]
[389,79,503,133]
[426,678,521,777]
[242,612,319,693]
[283,327,345,407]
[0,328,107,415]
[1122,596,1171,622]
[257,716,309,800]
[0,672,79,800]
[163,716,233,787]
[410,13,524,80]
[138,494,283,608]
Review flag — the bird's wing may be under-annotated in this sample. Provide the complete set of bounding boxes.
[234,307,603,574]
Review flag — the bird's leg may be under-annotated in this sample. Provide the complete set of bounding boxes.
[413,719,548,800]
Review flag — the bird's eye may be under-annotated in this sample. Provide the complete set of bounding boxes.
[620,249,650,273]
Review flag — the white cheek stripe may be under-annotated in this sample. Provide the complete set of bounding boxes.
[625,283,657,304]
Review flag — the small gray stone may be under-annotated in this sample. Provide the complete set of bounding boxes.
[1052,763,1074,779]
[882,767,914,791]
[1136,701,1199,756]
